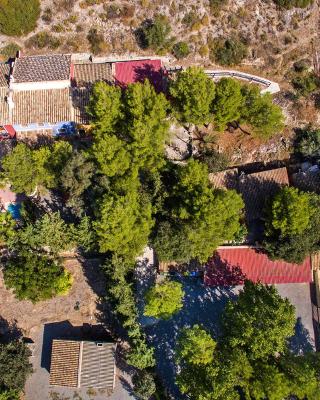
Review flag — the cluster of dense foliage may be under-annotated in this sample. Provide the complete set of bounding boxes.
[263,187,320,263]
[0,0,40,36]
[273,0,313,9]
[144,280,184,320]
[211,37,248,66]
[170,68,284,138]
[0,68,285,398]
[152,159,244,262]
[0,141,95,302]
[0,338,32,399]
[176,281,320,400]
[295,127,320,158]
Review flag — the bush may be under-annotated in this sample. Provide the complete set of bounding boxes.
[0,340,32,393]
[0,0,40,36]
[0,43,20,60]
[291,73,320,97]
[211,37,247,66]
[25,31,61,49]
[132,371,156,400]
[3,252,73,303]
[173,41,190,59]
[137,16,171,51]
[209,0,227,14]
[42,7,53,23]
[87,28,107,55]
[295,127,320,158]
[144,280,184,320]
[273,0,313,8]
[197,149,229,173]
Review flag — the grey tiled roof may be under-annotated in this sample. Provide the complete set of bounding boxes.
[0,64,9,87]
[73,62,113,87]
[13,54,71,83]
[49,340,116,389]
[80,341,115,389]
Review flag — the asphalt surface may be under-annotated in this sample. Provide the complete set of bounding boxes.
[143,280,315,399]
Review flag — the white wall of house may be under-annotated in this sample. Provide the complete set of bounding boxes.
[10,79,70,91]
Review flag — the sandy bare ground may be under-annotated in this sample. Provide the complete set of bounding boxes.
[0,257,106,339]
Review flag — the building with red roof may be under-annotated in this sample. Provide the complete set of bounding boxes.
[204,247,312,286]
[114,59,164,90]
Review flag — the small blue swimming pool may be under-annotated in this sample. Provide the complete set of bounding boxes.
[7,203,21,220]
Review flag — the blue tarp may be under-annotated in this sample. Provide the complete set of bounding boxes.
[52,121,77,137]
[7,203,21,220]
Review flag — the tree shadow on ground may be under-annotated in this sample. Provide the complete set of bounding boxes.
[289,317,315,355]
[0,316,22,343]
[144,278,238,398]
[204,254,247,286]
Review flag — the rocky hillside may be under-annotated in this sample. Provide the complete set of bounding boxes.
[0,0,318,78]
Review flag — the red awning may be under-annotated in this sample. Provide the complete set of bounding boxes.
[3,125,16,138]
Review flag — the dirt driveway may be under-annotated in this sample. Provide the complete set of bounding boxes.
[0,257,135,400]
[0,257,105,338]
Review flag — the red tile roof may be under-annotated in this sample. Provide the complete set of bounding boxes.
[204,247,312,286]
[114,59,164,89]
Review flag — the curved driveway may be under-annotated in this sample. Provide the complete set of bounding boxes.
[205,69,280,94]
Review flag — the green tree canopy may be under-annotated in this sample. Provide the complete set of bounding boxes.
[295,127,320,158]
[2,142,72,194]
[139,16,171,51]
[2,144,37,194]
[263,188,320,263]
[3,252,73,302]
[222,281,296,360]
[0,340,32,393]
[167,159,244,261]
[212,37,248,66]
[175,282,319,400]
[123,79,170,171]
[152,221,193,263]
[87,82,123,132]
[60,151,94,216]
[177,325,216,365]
[0,390,20,400]
[240,85,284,138]
[10,212,75,254]
[169,67,216,125]
[265,187,316,237]
[0,212,16,245]
[132,370,156,400]
[144,280,184,320]
[94,188,153,259]
[0,0,40,36]
[89,80,169,177]
[212,78,243,131]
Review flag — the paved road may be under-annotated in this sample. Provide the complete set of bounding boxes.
[143,281,315,399]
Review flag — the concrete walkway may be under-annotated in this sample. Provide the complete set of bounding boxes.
[205,69,281,94]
